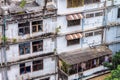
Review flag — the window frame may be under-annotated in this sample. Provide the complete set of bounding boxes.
[118,8,120,18]
[19,42,30,55]
[32,40,43,52]
[84,0,100,5]
[20,63,31,75]
[67,38,80,46]
[18,22,30,35]
[32,21,43,33]
[32,60,43,71]
[85,32,93,37]
[67,19,81,27]
[67,0,84,8]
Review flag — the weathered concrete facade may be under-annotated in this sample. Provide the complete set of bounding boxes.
[0,0,119,80]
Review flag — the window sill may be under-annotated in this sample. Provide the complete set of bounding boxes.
[67,43,80,47]
[68,25,80,27]
[32,31,43,34]
[67,6,83,9]
[33,50,43,53]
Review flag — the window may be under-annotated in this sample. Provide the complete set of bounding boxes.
[67,39,80,46]
[86,12,103,18]
[95,12,103,17]
[19,42,30,55]
[94,30,102,36]
[32,21,43,33]
[118,8,120,18]
[86,13,94,18]
[67,0,83,8]
[20,63,31,74]
[68,19,80,26]
[33,60,43,71]
[85,32,93,37]
[32,40,43,52]
[18,22,30,35]
[84,0,100,4]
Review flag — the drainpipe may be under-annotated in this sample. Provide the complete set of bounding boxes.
[103,0,107,45]
[54,33,58,80]
[81,13,84,48]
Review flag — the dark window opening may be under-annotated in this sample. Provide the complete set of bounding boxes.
[95,12,103,17]
[67,39,80,46]
[94,30,102,35]
[32,21,43,33]
[86,13,94,18]
[19,42,30,55]
[18,22,30,35]
[32,40,43,52]
[20,63,31,75]
[67,0,84,8]
[85,32,93,37]
[33,60,43,71]
[68,19,80,26]
[118,8,120,18]
[84,0,100,4]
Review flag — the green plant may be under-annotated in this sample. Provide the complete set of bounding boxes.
[1,36,8,42]
[105,65,120,80]
[54,48,56,52]
[19,0,26,8]
[103,62,113,70]
[13,38,17,43]
[61,60,70,74]
[103,51,120,70]
[55,26,61,34]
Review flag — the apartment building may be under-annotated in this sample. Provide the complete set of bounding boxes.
[0,0,57,80]
[0,0,120,80]
[57,0,120,80]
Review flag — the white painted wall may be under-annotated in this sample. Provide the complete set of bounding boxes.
[57,36,81,54]
[109,43,120,54]
[105,27,120,43]
[83,35,102,48]
[4,38,54,62]
[57,0,105,15]
[7,57,56,80]
[57,16,82,34]
[84,15,103,30]
[5,18,56,41]
[57,34,102,53]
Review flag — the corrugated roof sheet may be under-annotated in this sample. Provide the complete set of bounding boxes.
[59,46,112,65]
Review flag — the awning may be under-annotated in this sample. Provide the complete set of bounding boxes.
[66,13,83,20]
[59,46,112,65]
[66,33,82,40]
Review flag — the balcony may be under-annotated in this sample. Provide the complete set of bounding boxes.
[58,46,112,79]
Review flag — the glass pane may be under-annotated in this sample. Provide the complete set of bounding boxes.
[20,48,24,55]
[25,48,30,54]
[26,66,31,73]
[19,28,24,35]
[25,27,30,34]
[32,26,37,32]
[38,25,42,31]
[33,46,38,52]
[20,68,25,74]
